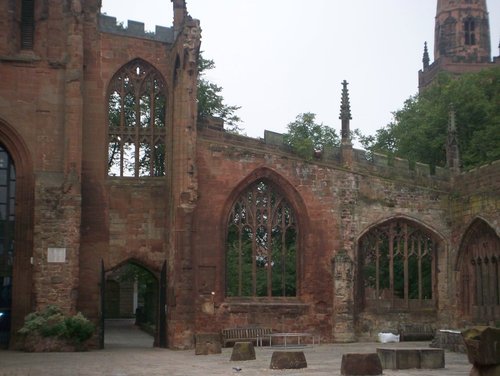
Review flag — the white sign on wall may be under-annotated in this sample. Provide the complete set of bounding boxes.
[47,248,66,263]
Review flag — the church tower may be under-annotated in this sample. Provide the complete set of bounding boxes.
[419,0,499,91]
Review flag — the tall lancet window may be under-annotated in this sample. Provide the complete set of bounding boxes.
[107,59,167,177]
[464,18,476,45]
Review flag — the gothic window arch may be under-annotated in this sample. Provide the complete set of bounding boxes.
[226,179,297,298]
[107,59,167,177]
[464,17,476,45]
[358,219,437,311]
[21,0,35,50]
[458,219,500,321]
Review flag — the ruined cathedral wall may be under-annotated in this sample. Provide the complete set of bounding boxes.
[447,162,500,324]
[193,130,451,342]
[77,14,174,323]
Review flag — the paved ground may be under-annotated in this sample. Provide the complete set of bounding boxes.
[0,320,473,376]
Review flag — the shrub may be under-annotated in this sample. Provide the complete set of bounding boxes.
[19,305,95,344]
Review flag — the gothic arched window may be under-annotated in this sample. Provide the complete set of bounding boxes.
[459,220,500,322]
[226,180,297,297]
[464,17,476,45]
[107,59,167,177]
[0,145,15,337]
[358,219,437,311]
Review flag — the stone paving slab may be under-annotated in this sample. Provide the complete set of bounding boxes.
[0,341,472,376]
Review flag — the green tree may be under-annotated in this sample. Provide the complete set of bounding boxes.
[284,112,340,160]
[197,54,243,134]
[357,67,500,169]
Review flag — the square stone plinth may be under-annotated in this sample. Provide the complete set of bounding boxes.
[377,347,444,369]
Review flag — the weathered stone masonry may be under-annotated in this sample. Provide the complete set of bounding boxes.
[0,0,498,350]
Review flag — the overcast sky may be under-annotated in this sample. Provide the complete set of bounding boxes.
[101,0,500,140]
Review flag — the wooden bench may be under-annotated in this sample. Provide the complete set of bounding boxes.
[221,327,273,347]
[398,323,435,341]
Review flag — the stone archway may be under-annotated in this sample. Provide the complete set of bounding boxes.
[457,218,500,323]
[103,260,159,348]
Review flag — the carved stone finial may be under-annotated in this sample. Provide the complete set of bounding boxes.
[339,80,352,121]
[339,80,352,146]
[423,41,430,69]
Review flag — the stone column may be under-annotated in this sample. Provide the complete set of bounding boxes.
[332,250,356,342]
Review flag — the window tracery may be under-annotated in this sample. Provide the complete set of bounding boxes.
[107,60,167,177]
[358,219,436,311]
[459,220,500,321]
[226,180,297,298]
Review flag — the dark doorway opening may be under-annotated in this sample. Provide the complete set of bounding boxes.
[102,261,159,348]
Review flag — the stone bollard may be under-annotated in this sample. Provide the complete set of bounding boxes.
[462,326,500,376]
[341,353,383,375]
[270,351,307,369]
[194,333,221,355]
[230,341,256,361]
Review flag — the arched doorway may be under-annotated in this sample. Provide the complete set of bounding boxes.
[102,260,165,348]
[0,145,15,347]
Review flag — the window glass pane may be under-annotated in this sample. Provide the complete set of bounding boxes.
[124,93,136,127]
[154,94,166,128]
[140,95,151,128]
[108,92,121,128]
[108,138,120,176]
[138,142,151,177]
[122,141,135,177]
[154,142,165,176]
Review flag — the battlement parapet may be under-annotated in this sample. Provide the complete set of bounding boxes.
[99,14,174,43]
[455,160,500,194]
[199,126,451,185]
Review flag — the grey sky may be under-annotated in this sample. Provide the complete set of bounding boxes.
[101,0,500,140]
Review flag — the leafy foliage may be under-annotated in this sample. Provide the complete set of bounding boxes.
[19,305,94,344]
[356,67,500,169]
[197,54,243,134]
[284,113,340,160]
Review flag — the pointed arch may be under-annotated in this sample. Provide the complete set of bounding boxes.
[456,217,500,322]
[357,216,443,312]
[107,59,168,177]
[222,168,309,298]
[0,118,34,344]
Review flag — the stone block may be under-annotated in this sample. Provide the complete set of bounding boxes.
[270,351,307,369]
[419,348,445,369]
[463,327,500,366]
[194,333,221,355]
[230,342,256,361]
[340,353,382,375]
[377,348,444,369]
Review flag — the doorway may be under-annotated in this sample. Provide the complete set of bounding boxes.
[102,261,159,348]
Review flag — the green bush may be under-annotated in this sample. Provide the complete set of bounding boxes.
[63,313,95,343]
[19,305,95,344]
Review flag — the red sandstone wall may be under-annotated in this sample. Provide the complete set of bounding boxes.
[193,131,452,342]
